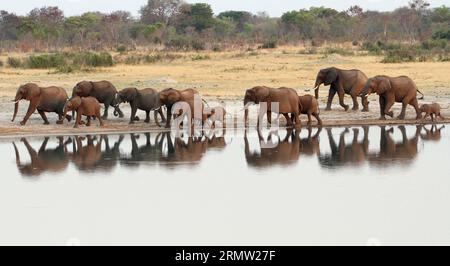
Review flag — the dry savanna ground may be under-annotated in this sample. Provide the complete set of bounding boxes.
[0,46,449,137]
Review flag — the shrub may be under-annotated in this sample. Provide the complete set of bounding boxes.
[26,54,66,69]
[421,39,447,50]
[73,52,114,67]
[0,59,3,67]
[165,36,191,50]
[381,48,416,63]
[191,40,206,51]
[260,38,278,49]
[117,45,127,53]
[325,47,354,56]
[7,57,22,68]
[433,29,450,40]
[191,54,210,61]
[362,41,382,54]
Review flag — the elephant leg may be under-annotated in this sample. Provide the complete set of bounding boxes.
[38,110,50,125]
[74,111,82,128]
[115,106,125,118]
[165,105,172,128]
[21,100,39,126]
[313,112,322,125]
[267,110,272,126]
[129,106,137,124]
[411,98,422,120]
[158,108,167,123]
[97,109,104,127]
[145,111,150,123]
[102,104,109,119]
[361,96,369,112]
[398,101,408,120]
[326,90,336,111]
[422,113,430,121]
[338,90,350,111]
[283,113,293,127]
[379,96,386,120]
[86,116,92,127]
[384,96,395,118]
[351,93,359,111]
[307,112,312,126]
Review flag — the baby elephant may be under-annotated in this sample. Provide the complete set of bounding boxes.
[62,96,104,128]
[420,103,445,122]
[204,106,227,128]
[298,95,322,125]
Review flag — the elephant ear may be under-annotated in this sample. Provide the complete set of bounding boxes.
[325,68,338,85]
[256,86,271,102]
[167,90,181,103]
[377,78,392,95]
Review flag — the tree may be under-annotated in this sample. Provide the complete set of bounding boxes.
[217,11,252,31]
[0,11,22,41]
[175,3,214,32]
[140,0,184,25]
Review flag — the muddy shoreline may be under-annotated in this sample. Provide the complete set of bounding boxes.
[0,99,448,138]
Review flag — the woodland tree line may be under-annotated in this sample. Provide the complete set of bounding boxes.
[0,0,449,53]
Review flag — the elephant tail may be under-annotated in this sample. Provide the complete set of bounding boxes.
[417,90,424,100]
[202,98,210,108]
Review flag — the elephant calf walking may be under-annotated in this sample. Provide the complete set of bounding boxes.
[72,80,124,119]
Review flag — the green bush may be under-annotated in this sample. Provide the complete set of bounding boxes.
[26,54,66,69]
[0,59,3,67]
[191,54,210,61]
[433,29,450,40]
[73,52,114,67]
[362,41,382,54]
[421,39,448,50]
[117,45,127,54]
[7,57,23,68]
[381,48,416,63]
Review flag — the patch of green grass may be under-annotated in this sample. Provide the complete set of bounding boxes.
[191,54,211,61]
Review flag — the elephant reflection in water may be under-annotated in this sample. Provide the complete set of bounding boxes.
[70,136,102,171]
[319,126,421,168]
[71,135,124,172]
[122,130,228,167]
[368,125,421,167]
[318,127,370,168]
[420,125,445,142]
[244,128,322,169]
[13,137,72,177]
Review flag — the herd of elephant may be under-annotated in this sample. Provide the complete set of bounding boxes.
[11,66,445,129]
[12,124,444,177]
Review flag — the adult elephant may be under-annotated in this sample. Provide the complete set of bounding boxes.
[314,67,369,112]
[72,81,124,119]
[12,83,71,126]
[158,88,204,128]
[116,87,166,125]
[360,75,424,120]
[244,86,300,127]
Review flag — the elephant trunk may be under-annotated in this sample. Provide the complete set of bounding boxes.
[360,83,370,97]
[243,101,254,126]
[314,79,322,100]
[11,93,22,122]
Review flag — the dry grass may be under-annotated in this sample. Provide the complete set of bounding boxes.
[1,47,449,101]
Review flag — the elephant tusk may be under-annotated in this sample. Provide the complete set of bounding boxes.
[242,102,255,111]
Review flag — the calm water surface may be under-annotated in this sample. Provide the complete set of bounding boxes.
[0,125,449,245]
